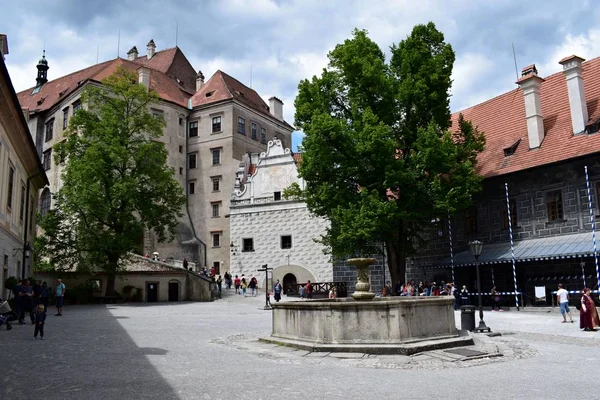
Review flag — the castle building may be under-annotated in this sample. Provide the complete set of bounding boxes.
[15,40,293,273]
[229,139,331,288]
[0,35,49,292]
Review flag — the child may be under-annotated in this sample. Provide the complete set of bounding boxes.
[241,278,247,297]
[33,304,46,340]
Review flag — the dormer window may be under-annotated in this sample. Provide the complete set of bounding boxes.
[503,139,521,157]
[205,91,214,98]
[274,191,282,201]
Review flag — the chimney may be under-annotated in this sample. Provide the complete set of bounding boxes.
[138,67,150,90]
[146,39,156,59]
[516,64,545,149]
[196,70,205,92]
[127,46,138,61]
[0,34,8,59]
[268,96,283,120]
[559,55,588,134]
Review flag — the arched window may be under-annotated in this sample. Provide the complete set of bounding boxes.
[40,188,51,217]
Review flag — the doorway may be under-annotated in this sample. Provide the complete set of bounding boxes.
[282,273,297,294]
[146,282,159,302]
[168,281,179,302]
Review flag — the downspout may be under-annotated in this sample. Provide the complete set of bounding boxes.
[185,99,207,267]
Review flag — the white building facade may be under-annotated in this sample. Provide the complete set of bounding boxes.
[229,139,332,290]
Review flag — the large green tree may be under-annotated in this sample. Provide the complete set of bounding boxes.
[36,67,186,296]
[291,23,485,284]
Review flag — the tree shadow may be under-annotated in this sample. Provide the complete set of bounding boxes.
[0,305,179,400]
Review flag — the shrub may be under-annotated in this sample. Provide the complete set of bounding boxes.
[133,287,143,302]
[4,276,17,294]
[122,285,135,302]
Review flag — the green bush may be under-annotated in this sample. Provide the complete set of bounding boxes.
[133,287,143,302]
[4,276,17,294]
[122,285,135,301]
[66,280,97,304]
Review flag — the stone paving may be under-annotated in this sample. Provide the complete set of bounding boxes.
[1,289,598,399]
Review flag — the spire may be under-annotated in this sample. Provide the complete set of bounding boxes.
[36,49,49,87]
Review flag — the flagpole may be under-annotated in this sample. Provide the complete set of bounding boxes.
[448,210,455,284]
[584,166,600,290]
[505,183,519,310]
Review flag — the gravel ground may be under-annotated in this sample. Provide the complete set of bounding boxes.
[0,290,596,399]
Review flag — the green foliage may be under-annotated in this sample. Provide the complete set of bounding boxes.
[4,276,17,292]
[293,24,485,282]
[36,67,186,295]
[133,287,143,302]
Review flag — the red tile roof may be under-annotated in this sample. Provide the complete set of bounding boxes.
[132,47,196,94]
[17,56,191,113]
[454,56,600,178]
[191,70,294,130]
[292,152,302,164]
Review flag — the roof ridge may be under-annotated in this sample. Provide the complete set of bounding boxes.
[215,70,235,99]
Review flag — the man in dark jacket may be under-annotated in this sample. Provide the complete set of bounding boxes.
[19,280,35,324]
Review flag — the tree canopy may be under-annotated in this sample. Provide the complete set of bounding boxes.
[290,23,485,283]
[36,67,186,295]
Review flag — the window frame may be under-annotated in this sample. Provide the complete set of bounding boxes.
[464,207,478,235]
[40,188,51,217]
[62,108,69,129]
[188,153,197,169]
[188,181,195,195]
[6,164,15,210]
[44,119,54,142]
[211,202,220,218]
[212,177,220,192]
[72,100,82,114]
[274,191,282,201]
[212,116,222,133]
[546,189,564,222]
[212,261,221,275]
[19,183,25,221]
[251,122,257,140]
[242,238,254,252]
[260,127,267,144]
[212,232,221,248]
[238,116,246,135]
[211,148,221,165]
[189,121,199,137]
[280,235,292,249]
[42,149,52,171]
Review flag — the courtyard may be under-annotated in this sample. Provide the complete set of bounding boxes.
[1,291,598,400]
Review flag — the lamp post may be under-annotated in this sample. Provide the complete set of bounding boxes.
[469,240,490,333]
[14,242,31,279]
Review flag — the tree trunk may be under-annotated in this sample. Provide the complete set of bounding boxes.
[105,274,116,297]
[386,241,407,288]
[104,256,119,297]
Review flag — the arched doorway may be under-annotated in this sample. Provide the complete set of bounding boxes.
[282,273,297,294]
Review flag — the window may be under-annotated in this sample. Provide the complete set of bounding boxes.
[29,198,34,231]
[464,207,478,234]
[43,149,52,171]
[188,153,197,169]
[40,188,51,217]
[19,184,25,221]
[211,149,221,165]
[251,123,257,140]
[238,117,245,134]
[72,100,81,114]
[179,117,184,126]
[179,167,183,175]
[546,190,564,221]
[211,202,220,218]
[242,238,254,252]
[152,109,163,119]
[212,261,221,275]
[212,233,221,248]
[274,191,282,201]
[281,235,292,249]
[178,145,183,153]
[212,116,221,133]
[431,218,444,238]
[44,119,54,142]
[6,165,14,210]
[212,177,220,192]
[189,121,198,137]
[62,108,69,129]
[260,127,266,144]
[188,181,195,195]
[503,198,518,230]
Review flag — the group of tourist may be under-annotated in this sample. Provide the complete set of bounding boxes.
[555,283,600,331]
[11,278,65,340]
[224,274,260,297]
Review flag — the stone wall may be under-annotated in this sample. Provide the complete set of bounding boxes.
[333,254,388,296]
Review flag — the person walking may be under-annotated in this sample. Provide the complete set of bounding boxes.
[224,272,231,289]
[55,279,66,316]
[273,279,283,302]
[580,287,600,331]
[40,282,50,312]
[241,278,247,297]
[249,277,257,297]
[33,304,47,340]
[491,286,503,311]
[216,275,223,294]
[183,258,189,270]
[19,280,35,325]
[305,280,313,299]
[13,279,23,322]
[556,284,574,323]
[234,275,241,294]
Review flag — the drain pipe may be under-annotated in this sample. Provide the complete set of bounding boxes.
[184,99,207,268]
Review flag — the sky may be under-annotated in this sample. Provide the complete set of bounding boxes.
[4,0,600,150]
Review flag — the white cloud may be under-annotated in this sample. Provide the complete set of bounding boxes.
[541,28,600,76]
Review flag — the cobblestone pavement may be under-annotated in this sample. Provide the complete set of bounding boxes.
[1,289,597,400]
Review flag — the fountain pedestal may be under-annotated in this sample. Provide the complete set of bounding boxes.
[348,258,376,300]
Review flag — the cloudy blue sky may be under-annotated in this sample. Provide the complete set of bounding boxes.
[4,0,600,150]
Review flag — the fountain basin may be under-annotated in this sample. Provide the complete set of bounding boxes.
[262,297,473,355]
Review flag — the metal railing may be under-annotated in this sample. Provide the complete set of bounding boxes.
[285,282,348,298]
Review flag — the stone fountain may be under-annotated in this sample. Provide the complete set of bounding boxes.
[261,257,473,355]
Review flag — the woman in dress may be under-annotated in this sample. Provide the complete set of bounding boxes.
[580,287,600,331]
